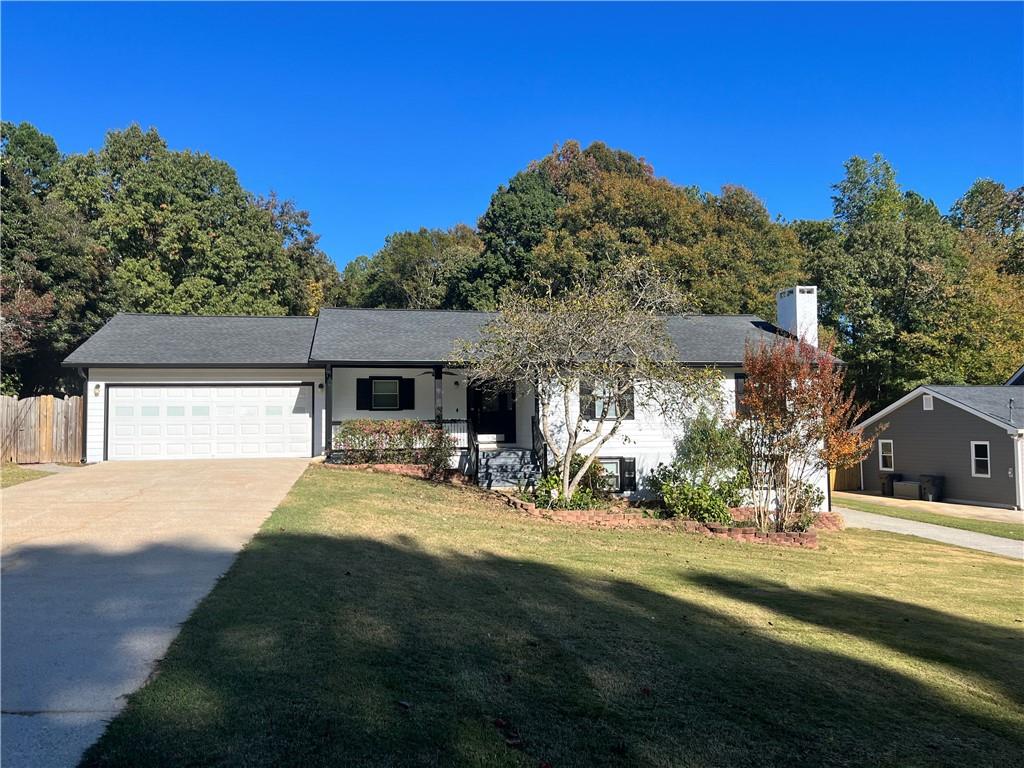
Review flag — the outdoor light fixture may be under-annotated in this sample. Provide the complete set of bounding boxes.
[93,384,100,396]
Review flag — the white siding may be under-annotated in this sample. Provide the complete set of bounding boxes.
[330,367,468,423]
[537,368,829,510]
[86,368,325,463]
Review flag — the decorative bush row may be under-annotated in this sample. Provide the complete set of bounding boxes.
[332,419,455,477]
[491,490,835,547]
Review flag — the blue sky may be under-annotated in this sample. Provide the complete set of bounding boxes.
[3,2,1021,267]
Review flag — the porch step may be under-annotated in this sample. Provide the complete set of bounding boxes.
[478,448,541,490]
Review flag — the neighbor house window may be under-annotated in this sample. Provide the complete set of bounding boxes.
[879,439,894,471]
[371,378,400,410]
[922,394,933,411]
[971,441,990,478]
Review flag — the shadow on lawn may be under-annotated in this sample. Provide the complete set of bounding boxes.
[687,572,1024,709]
[10,532,1019,768]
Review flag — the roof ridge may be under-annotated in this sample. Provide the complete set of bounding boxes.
[113,312,316,320]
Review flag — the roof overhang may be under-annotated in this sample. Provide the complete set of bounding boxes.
[856,385,1023,436]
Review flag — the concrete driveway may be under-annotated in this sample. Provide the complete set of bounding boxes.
[1,458,310,768]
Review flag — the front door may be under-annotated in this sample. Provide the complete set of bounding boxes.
[468,385,516,443]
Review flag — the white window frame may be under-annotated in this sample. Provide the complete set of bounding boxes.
[922,394,933,411]
[971,441,991,478]
[590,384,618,420]
[878,439,894,471]
[371,378,401,410]
[598,458,622,492]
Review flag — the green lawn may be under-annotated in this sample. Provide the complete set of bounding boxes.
[82,466,1024,767]
[835,495,1024,541]
[0,463,53,488]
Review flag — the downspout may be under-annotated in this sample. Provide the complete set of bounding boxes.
[77,367,89,464]
[1015,433,1024,511]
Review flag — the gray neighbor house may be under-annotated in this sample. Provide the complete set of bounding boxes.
[857,372,1024,510]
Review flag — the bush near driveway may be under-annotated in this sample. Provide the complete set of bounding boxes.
[81,467,1024,767]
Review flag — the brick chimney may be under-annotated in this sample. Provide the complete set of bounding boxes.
[775,286,818,347]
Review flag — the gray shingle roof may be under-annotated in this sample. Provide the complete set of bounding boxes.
[665,315,785,365]
[927,386,1024,429]
[62,314,318,367]
[64,309,795,368]
[310,308,786,365]
[310,308,496,363]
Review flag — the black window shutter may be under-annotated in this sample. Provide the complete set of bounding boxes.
[399,378,415,410]
[580,381,595,419]
[622,458,637,492]
[621,385,634,420]
[356,379,372,410]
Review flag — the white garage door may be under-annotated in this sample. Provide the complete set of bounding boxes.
[106,384,313,460]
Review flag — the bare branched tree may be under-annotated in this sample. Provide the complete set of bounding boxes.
[457,257,718,501]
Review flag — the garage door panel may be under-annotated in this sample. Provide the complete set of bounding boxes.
[107,384,313,461]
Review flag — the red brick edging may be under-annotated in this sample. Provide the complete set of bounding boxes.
[320,463,834,550]
[490,491,833,549]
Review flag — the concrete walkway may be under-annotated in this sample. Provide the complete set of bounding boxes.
[1,458,310,768]
[837,506,1024,560]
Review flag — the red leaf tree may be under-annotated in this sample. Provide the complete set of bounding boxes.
[736,337,875,532]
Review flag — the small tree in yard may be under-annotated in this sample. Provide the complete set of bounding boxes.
[458,257,717,504]
[737,337,874,532]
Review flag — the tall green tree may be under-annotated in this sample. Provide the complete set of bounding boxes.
[800,155,1023,407]
[1,121,104,393]
[336,225,486,309]
[1,123,340,394]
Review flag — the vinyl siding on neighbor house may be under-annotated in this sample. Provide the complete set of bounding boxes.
[861,392,1017,508]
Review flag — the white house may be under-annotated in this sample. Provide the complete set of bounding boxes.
[62,286,827,506]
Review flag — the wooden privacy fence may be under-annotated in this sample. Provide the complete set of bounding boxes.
[0,394,84,464]
[831,463,862,492]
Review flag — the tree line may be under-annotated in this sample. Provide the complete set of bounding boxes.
[3,124,1022,407]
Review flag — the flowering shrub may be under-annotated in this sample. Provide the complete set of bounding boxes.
[333,419,455,477]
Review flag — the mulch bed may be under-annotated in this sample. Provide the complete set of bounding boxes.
[321,461,839,549]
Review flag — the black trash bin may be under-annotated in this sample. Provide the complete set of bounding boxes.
[920,475,945,503]
[879,473,901,497]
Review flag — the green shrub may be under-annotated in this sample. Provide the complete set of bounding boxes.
[533,473,602,510]
[675,411,744,486]
[788,483,826,531]
[661,481,732,524]
[333,419,455,478]
[568,454,613,496]
[713,470,749,508]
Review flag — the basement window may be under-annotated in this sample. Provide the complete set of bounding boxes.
[922,394,933,411]
[971,442,990,478]
[599,459,622,492]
